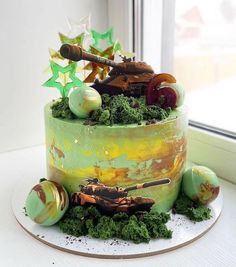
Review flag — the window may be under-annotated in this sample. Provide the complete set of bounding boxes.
[142,0,236,137]
[131,0,236,181]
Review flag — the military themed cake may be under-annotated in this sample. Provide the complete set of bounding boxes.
[25,22,220,244]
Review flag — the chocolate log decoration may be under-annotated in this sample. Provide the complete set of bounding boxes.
[59,44,154,74]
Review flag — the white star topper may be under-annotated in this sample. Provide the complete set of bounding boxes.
[67,14,91,38]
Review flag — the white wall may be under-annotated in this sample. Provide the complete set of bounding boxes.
[108,0,133,53]
[0,0,108,153]
[143,0,163,73]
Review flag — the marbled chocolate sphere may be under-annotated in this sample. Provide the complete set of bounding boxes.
[69,86,102,118]
[182,166,220,205]
[25,180,69,226]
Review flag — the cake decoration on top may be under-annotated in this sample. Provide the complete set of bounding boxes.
[43,22,134,96]
[52,43,184,124]
[69,85,102,118]
[43,61,83,97]
[42,18,185,125]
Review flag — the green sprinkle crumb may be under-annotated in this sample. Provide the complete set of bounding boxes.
[173,193,212,222]
[187,206,212,222]
[51,94,171,125]
[158,95,166,106]
[88,94,170,125]
[51,97,76,120]
[120,215,150,243]
[57,205,172,244]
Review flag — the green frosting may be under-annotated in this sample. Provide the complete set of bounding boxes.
[173,193,212,222]
[45,103,188,212]
[58,205,172,244]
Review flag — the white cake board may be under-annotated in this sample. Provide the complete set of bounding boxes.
[12,180,222,259]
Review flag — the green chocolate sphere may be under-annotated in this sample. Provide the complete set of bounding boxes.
[25,180,69,226]
[182,166,220,205]
[69,86,102,118]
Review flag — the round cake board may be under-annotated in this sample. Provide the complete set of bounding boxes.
[12,180,222,259]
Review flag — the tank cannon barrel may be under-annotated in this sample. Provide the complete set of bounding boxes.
[60,44,119,68]
[124,178,171,192]
[60,44,154,74]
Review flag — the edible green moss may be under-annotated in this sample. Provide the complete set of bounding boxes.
[88,94,171,125]
[51,97,76,120]
[50,94,171,125]
[58,205,172,244]
[173,193,212,222]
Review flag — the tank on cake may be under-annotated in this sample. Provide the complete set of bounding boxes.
[71,178,171,214]
[60,44,156,97]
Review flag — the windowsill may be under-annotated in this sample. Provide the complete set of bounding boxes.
[188,126,236,184]
[0,145,236,266]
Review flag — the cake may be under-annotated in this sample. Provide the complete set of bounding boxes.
[24,25,220,244]
[43,40,188,213]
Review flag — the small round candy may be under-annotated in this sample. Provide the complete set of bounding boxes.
[161,82,185,107]
[154,87,177,109]
[25,180,69,226]
[146,73,178,109]
[69,85,102,118]
[182,166,220,205]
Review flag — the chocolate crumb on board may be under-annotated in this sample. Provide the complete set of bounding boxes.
[23,207,28,216]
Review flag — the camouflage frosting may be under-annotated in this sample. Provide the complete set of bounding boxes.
[45,103,188,212]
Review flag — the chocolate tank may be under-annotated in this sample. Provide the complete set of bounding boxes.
[60,44,155,97]
[71,179,171,214]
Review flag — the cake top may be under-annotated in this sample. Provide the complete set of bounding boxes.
[43,21,185,126]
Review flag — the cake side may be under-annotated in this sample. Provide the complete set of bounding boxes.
[45,103,188,212]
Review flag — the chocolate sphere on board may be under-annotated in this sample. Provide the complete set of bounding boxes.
[25,180,69,226]
[182,166,220,205]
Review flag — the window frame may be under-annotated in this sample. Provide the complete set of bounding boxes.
[108,0,236,183]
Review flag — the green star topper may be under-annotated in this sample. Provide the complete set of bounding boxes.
[43,61,83,97]
[58,32,85,46]
[91,28,114,50]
